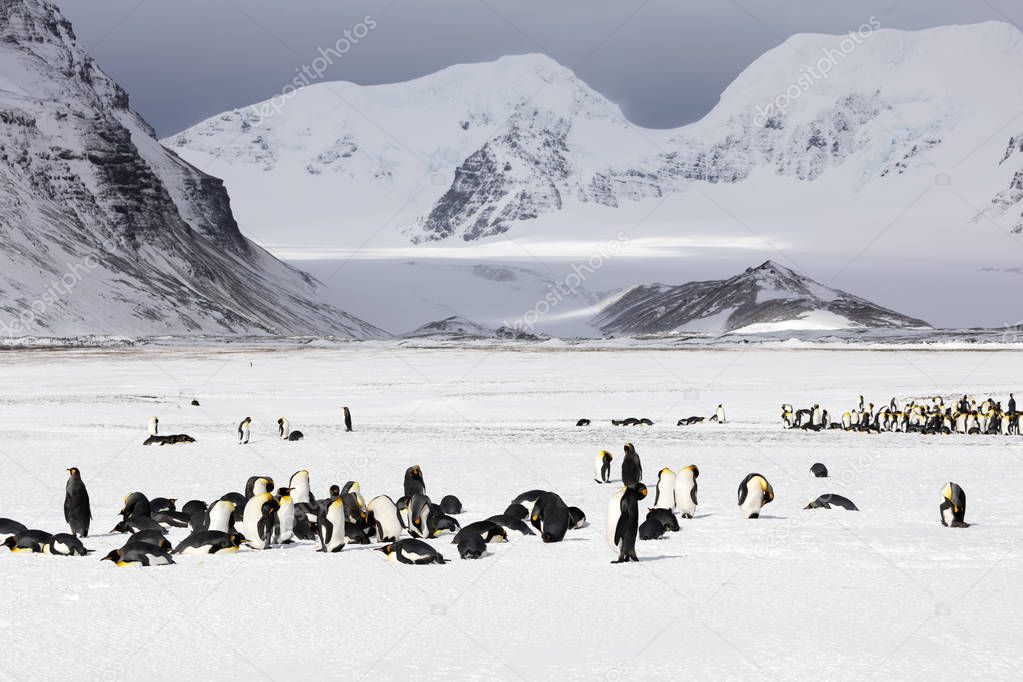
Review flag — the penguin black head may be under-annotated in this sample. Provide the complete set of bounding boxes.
[636,484,648,500]
[229,532,247,546]
[375,543,394,556]
[67,467,80,478]
[329,485,341,498]
[686,465,700,478]
[2,537,16,551]
[276,487,294,497]
[101,549,121,563]
[110,520,130,534]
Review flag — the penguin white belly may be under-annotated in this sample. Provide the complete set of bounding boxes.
[278,502,295,543]
[652,471,676,510]
[180,545,213,555]
[606,489,625,552]
[208,504,233,533]
[716,407,726,423]
[941,505,956,526]
[675,476,696,517]
[148,554,173,566]
[323,505,346,551]
[242,497,269,549]
[53,540,70,555]
[740,483,763,518]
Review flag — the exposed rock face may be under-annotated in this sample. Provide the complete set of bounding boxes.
[592,261,930,336]
[0,0,386,338]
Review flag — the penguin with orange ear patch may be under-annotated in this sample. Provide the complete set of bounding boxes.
[940,483,969,528]
[737,473,773,519]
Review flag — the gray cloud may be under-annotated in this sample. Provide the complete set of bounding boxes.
[54,0,1017,136]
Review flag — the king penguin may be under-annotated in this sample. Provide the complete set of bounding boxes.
[343,406,353,432]
[63,467,91,538]
[737,473,774,519]
[594,450,613,484]
[606,483,647,563]
[317,497,347,553]
[674,465,699,519]
[238,417,251,445]
[242,493,279,549]
[148,416,159,436]
[275,487,296,544]
[940,482,969,528]
[621,443,643,488]
[652,468,676,511]
[367,495,403,543]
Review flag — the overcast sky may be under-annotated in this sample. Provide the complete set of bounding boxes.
[54,0,1018,137]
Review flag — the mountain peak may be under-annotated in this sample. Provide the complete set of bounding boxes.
[593,262,929,336]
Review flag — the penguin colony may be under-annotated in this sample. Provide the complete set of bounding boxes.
[577,403,727,428]
[783,393,1022,435]
[1,424,971,565]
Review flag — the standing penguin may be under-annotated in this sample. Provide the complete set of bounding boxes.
[594,450,613,484]
[606,483,647,563]
[64,467,91,538]
[367,495,403,543]
[940,483,969,528]
[674,465,699,519]
[206,500,236,534]
[317,497,347,553]
[652,468,676,510]
[148,416,159,436]
[737,473,774,519]
[238,417,251,445]
[343,406,353,432]
[404,465,426,498]
[710,404,726,423]
[242,493,279,549]
[622,443,643,488]
[275,488,296,544]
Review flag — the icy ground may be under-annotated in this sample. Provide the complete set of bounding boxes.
[1,346,1021,680]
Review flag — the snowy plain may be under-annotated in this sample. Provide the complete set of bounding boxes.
[1,345,1022,680]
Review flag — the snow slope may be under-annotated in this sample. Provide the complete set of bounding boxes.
[1,346,1021,679]
[593,260,929,336]
[0,0,384,338]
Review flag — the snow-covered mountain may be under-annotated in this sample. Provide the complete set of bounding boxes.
[166,22,1023,253]
[0,0,384,338]
[592,261,929,336]
[401,315,545,340]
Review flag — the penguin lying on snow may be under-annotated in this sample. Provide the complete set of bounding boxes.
[645,508,679,532]
[576,419,591,427]
[4,530,53,553]
[102,543,175,567]
[440,495,462,515]
[377,539,446,565]
[143,434,195,445]
[677,417,705,426]
[804,494,858,511]
[452,521,507,545]
[42,533,90,556]
[0,518,27,535]
[111,515,167,535]
[940,483,969,528]
[457,532,487,559]
[128,530,172,552]
[174,531,247,555]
